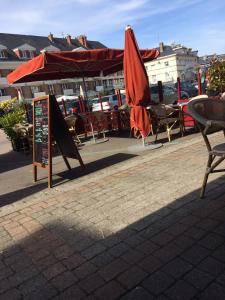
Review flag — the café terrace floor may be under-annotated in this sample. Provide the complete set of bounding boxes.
[0,128,225,299]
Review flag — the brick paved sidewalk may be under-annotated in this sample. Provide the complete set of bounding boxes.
[0,132,225,299]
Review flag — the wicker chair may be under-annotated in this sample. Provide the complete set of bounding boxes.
[151,104,183,142]
[64,115,82,144]
[13,124,31,154]
[188,98,225,198]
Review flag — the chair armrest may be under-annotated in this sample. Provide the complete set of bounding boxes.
[204,120,225,135]
[206,120,225,129]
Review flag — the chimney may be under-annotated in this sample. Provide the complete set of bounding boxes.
[66,34,72,45]
[48,32,54,42]
[159,42,164,53]
[77,35,87,48]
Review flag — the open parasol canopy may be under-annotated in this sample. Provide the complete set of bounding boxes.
[124,26,159,138]
[7,48,158,85]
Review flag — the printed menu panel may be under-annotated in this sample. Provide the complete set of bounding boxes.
[34,100,49,165]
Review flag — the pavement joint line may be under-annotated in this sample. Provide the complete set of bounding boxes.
[0,132,214,218]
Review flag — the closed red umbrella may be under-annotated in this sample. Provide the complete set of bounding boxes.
[124,26,159,138]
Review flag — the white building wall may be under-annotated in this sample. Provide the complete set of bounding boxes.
[145,52,198,84]
[145,54,178,84]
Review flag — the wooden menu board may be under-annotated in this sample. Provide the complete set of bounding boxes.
[33,95,84,188]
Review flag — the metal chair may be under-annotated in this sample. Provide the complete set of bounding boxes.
[188,98,225,198]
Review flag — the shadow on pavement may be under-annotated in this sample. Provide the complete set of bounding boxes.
[55,153,137,184]
[0,153,137,207]
[0,150,32,174]
[0,175,225,299]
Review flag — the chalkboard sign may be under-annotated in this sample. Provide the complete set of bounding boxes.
[33,95,84,188]
[33,98,49,165]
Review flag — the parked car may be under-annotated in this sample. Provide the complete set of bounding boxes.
[56,96,90,115]
[91,94,126,112]
[150,85,188,105]
[174,81,198,98]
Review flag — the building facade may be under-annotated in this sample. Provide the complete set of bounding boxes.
[0,34,200,102]
[0,33,124,102]
[145,42,199,84]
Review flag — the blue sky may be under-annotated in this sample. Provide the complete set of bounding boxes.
[1,0,225,55]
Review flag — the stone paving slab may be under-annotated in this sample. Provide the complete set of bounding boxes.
[0,131,225,299]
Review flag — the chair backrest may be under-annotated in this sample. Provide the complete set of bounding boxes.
[152,104,177,118]
[189,94,208,101]
[64,115,77,128]
[188,98,225,133]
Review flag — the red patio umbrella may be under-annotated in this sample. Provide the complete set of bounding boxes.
[7,48,158,84]
[124,26,159,139]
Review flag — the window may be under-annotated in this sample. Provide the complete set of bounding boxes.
[21,50,27,58]
[73,82,80,89]
[95,80,102,86]
[164,61,169,66]
[31,86,39,94]
[48,84,54,95]
[165,72,170,81]
[151,75,157,83]
[108,79,113,86]
[21,50,34,59]
[29,51,34,58]
[0,50,6,58]
[61,83,69,90]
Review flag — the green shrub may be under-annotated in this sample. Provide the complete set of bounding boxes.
[0,108,25,140]
[207,60,225,94]
[0,97,18,113]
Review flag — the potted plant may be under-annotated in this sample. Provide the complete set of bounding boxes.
[0,107,25,151]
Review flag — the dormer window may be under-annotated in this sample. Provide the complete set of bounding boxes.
[0,50,7,58]
[13,43,36,59]
[21,50,34,59]
[0,44,7,59]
